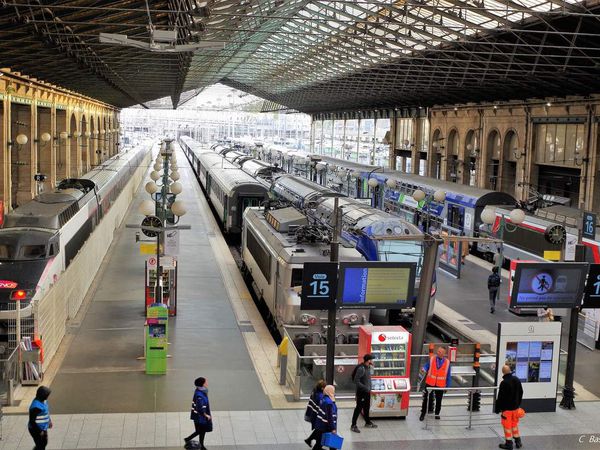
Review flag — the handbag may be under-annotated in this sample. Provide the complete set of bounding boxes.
[516,407,526,419]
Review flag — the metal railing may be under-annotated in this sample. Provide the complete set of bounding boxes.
[422,386,499,430]
[0,347,19,406]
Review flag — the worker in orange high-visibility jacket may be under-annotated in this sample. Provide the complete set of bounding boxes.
[419,346,451,421]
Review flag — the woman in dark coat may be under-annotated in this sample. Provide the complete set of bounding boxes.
[184,377,213,450]
[312,385,338,450]
[304,380,326,447]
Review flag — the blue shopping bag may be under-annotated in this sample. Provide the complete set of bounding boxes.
[321,432,344,449]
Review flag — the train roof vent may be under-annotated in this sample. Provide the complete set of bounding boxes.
[265,207,308,232]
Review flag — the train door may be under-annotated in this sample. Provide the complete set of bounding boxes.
[238,196,262,227]
[447,203,465,230]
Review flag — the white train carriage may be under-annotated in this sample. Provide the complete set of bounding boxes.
[206,167,269,234]
[0,143,149,327]
[241,207,369,345]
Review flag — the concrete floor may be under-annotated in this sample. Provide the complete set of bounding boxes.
[48,151,271,413]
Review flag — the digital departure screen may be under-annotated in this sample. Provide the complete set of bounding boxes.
[505,341,554,383]
[337,262,416,309]
[510,262,589,308]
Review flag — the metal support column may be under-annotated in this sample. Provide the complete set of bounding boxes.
[411,234,442,356]
[325,196,342,385]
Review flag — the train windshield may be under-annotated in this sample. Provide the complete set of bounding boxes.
[376,240,424,275]
[0,243,47,260]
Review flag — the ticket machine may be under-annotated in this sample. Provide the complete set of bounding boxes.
[146,303,168,375]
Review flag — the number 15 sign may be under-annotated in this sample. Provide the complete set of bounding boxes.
[301,262,338,311]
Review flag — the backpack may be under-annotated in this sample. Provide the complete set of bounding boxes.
[488,273,500,288]
[351,363,364,382]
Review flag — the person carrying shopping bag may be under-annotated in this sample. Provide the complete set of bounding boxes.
[312,385,338,450]
[305,380,326,447]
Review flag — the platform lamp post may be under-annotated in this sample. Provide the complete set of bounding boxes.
[412,189,447,234]
[138,142,186,304]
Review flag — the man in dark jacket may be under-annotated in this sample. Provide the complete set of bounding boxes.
[488,266,501,313]
[350,353,377,433]
[495,365,524,450]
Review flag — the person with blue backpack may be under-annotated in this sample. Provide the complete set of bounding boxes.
[312,385,338,450]
[28,385,52,450]
[184,377,213,450]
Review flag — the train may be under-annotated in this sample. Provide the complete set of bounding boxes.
[179,136,433,341]
[180,136,269,234]
[0,143,150,334]
[261,150,600,265]
[477,205,600,264]
[241,206,370,346]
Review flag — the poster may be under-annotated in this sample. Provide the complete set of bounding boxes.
[506,340,553,383]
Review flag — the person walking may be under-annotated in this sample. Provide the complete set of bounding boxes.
[350,354,378,433]
[495,365,524,449]
[488,266,501,313]
[184,377,213,450]
[419,346,451,421]
[304,380,326,447]
[28,385,52,450]
[313,385,338,450]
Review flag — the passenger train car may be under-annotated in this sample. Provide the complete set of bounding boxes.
[0,143,149,328]
[180,136,269,234]
[241,206,370,347]
[266,152,517,247]
[477,205,600,264]
[269,174,434,323]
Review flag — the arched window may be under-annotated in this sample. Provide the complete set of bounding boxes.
[486,130,501,190]
[447,129,459,182]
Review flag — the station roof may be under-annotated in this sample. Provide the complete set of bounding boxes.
[2,1,599,113]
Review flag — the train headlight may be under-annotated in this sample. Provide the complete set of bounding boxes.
[301,314,317,325]
[342,314,359,325]
[10,289,34,301]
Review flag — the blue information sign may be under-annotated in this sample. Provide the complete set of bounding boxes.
[583,211,597,240]
[300,262,338,311]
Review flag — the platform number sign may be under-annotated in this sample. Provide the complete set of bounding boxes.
[583,212,597,240]
[301,262,338,311]
[582,264,600,309]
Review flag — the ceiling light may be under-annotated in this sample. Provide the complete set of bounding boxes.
[99,31,224,53]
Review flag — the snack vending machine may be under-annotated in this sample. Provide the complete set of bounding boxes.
[358,325,412,418]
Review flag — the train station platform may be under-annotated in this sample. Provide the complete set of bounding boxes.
[1,399,600,448]
[435,256,600,400]
[15,147,275,414]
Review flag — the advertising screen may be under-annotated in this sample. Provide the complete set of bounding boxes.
[337,262,416,309]
[510,262,589,308]
[505,341,554,383]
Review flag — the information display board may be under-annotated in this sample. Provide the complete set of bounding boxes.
[509,262,589,308]
[496,322,562,412]
[583,211,597,240]
[582,264,600,309]
[337,262,416,309]
[300,262,338,310]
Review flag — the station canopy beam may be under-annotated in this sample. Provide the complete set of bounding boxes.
[1,0,598,111]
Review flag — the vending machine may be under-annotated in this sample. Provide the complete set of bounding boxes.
[358,325,412,418]
[145,303,169,375]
